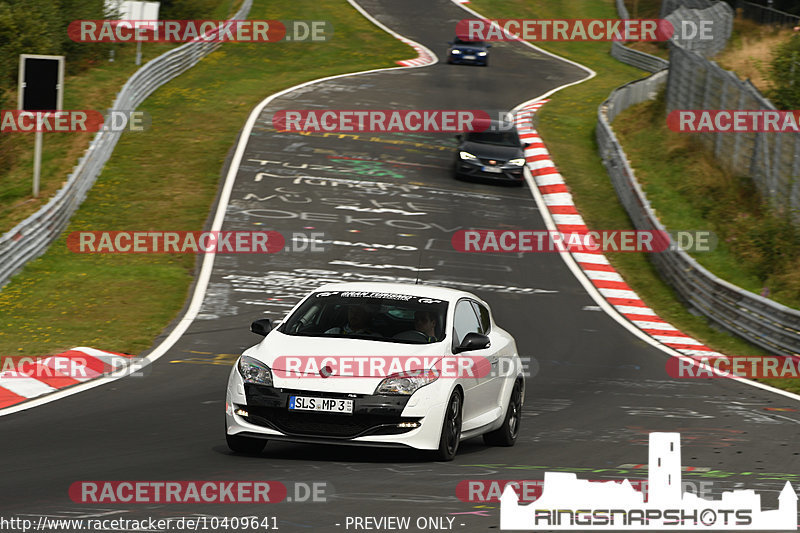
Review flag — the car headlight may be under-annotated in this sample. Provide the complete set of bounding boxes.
[478,51,487,56]
[375,369,439,395]
[459,151,477,160]
[451,49,462,54]
[508,158,526,166]
[238,356,273,386]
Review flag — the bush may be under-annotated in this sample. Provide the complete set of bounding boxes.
[767,33,800,109]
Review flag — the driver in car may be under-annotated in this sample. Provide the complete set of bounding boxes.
[325,305,379,336]
[413,310,439,342]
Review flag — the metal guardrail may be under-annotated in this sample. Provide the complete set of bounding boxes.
[596,72,800,357]
[612,0,669,72]
[611,41,670,73]
[735,0,800,26]
[0,0,253,290]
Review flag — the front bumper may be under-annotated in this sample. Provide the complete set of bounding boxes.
[448,55,487,65]
[455,160,525,182]
[225,368,448,450]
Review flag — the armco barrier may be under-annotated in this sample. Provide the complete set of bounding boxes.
[612,0,669,73]
[596,71,800,357]
[0,0,253,290]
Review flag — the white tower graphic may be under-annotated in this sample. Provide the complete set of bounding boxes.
[648,432,681,505]
[500,432,798,530]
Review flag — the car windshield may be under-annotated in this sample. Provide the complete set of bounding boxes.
[453,38,484,47]
[465,129,521,147]
[279,291,449,344]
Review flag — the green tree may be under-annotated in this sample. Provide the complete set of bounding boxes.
[768,34,800,110]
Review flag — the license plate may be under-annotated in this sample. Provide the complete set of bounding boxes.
[464,55,476,60]
[482,166,503,173]
[289,396,353,414]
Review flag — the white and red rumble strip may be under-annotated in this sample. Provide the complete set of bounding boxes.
[0,347,132,408]
[516,101,727,362]
[396,37,436,67]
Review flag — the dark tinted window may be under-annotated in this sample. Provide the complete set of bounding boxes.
[470,301,491,334]
[280,291,448,344]
[465,129,520,147]
[453,300,481,346]
[454,38,485,46]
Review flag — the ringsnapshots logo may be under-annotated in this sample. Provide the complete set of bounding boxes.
[272,110,523,133]
[500,432,797,530]
[68,20,332,43]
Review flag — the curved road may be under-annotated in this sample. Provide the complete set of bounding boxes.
[2,1,799,531]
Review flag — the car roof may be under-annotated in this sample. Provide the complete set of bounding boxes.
[312,282,479,303]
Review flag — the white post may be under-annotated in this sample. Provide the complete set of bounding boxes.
[136,40,142,65]
[33,128,43,197]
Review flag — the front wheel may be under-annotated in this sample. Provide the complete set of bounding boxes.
[434,390,463,461]
[483,381,521,446]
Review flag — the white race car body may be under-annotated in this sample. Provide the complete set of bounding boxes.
[225,282,524,458]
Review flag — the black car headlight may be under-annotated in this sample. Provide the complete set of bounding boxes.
[238,356,273,386]
[508,158,526,166]
[451,49,462,54]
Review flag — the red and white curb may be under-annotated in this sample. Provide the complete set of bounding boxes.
[395,37,437,67]
[515,101,727,364]
[0,347,133,409]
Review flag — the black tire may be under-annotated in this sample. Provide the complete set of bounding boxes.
[483,381,521,447]
[225,420,267,454]
[434,390,463,461]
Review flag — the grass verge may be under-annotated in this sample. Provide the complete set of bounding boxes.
[0,0,409,359]
[0,1,242,234]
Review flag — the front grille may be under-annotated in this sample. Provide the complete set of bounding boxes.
[244,406,419,439]
[478,158,506,166]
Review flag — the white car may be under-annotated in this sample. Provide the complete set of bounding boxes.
[224,282,524,461]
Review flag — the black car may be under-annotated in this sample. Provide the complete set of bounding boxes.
[454,123,528,184]
[446,37,490,66]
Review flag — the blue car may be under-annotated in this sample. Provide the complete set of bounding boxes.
[447,37,490,66]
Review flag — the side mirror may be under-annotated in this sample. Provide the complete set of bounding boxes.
[250,318,272,336]
[447,41,453,45]
[455,134,462,141]
[454,332,490,353]
[524,142,531,148]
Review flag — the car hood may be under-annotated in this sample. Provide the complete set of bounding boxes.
[243,331,448,394]
[459,141,524,161]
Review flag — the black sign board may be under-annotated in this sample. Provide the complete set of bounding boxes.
[18,55,64,111]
